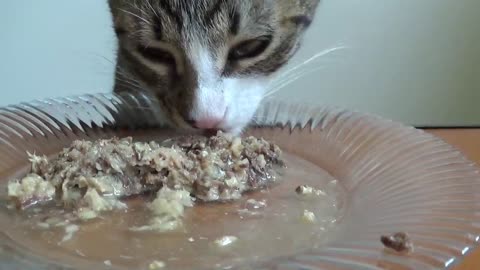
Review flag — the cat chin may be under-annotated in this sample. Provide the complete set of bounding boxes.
[219,123,248,136]
[228,127,244,136]
[220,101,260,135]
[222,77,267,132]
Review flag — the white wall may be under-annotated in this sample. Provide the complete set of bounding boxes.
[0,0,116,104]
[1,0,479,126]
[282,0,480,126]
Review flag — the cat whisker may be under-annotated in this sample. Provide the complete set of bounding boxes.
[145,0,160,19]
[92,54,116,66]
[126,29,150,39]
[87,53,144,92]
[115,78,142,90]
[114,82,143,94]
[116,74,140,85]
[264,66,325,98]
[274,45,347,80]
[262,45,347,98]
[266,66,320,93]
[118,8,151,25]
[113,69,145,92]
[297,48,342,73]
[127,1,144,13]
[114,71,143,86]
[272,66,324,91]
[113,66,144,87]
[143,40,154,50]
[267,67,319,91]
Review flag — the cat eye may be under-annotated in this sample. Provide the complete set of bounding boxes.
[228,36,272,61]
[137,46,176,65]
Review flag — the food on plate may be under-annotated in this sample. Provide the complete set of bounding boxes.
[381,232,413,253]
[1,132,345,270]
[7,132,284,230]
[301,209,316,223]
[295,184,326,196]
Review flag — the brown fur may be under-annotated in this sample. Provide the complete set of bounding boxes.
[108,0,320,129]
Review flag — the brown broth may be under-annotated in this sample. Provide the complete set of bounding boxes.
[0,153,346,270]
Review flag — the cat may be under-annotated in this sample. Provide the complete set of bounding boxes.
[108,0,320,134]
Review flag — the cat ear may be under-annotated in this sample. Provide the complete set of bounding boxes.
[107,0,122,19]
[286,15,313,29]
[280,0,320,30]
[108,0,135,36]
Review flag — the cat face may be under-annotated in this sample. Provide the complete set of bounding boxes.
[109,0,319,134]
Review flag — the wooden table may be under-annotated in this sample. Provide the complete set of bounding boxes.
[426,129,480,270]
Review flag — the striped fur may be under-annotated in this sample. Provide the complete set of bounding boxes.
[108,0,320,133]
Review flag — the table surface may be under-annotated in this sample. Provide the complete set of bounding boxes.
[426,129,480,270]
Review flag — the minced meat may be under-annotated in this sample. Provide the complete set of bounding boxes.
[380,232,413,253]
[7,132,284,221]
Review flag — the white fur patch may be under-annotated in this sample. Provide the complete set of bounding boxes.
[188,43,226,121]
[186,41,269,133]
[221,77,268,133]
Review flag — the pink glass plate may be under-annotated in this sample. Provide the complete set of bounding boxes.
[0,92,479,270]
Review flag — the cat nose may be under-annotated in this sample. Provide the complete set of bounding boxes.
[185,108,227,129]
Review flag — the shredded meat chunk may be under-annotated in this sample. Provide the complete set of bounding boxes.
[7,132,284,215]
[381,232,413,253]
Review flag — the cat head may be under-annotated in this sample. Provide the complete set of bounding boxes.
[109,0,319,134]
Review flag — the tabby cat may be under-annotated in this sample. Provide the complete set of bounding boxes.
[108,0,320,134]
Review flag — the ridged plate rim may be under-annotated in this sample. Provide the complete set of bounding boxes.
[0,91,478,270]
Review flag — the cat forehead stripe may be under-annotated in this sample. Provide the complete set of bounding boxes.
[157,1,182,31]
[154,0,236,35]
[229,11,240,35]
[204,0,225,26]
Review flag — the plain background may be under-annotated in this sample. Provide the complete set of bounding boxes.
[1,0,479,126]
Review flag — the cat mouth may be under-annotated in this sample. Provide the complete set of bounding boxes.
[162,104,242,135]
[202,129,221,137]
[169,111,223,135]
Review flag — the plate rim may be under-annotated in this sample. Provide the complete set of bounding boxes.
[0,92,479,270]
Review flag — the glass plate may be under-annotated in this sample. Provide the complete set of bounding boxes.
[0,92,479,270]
